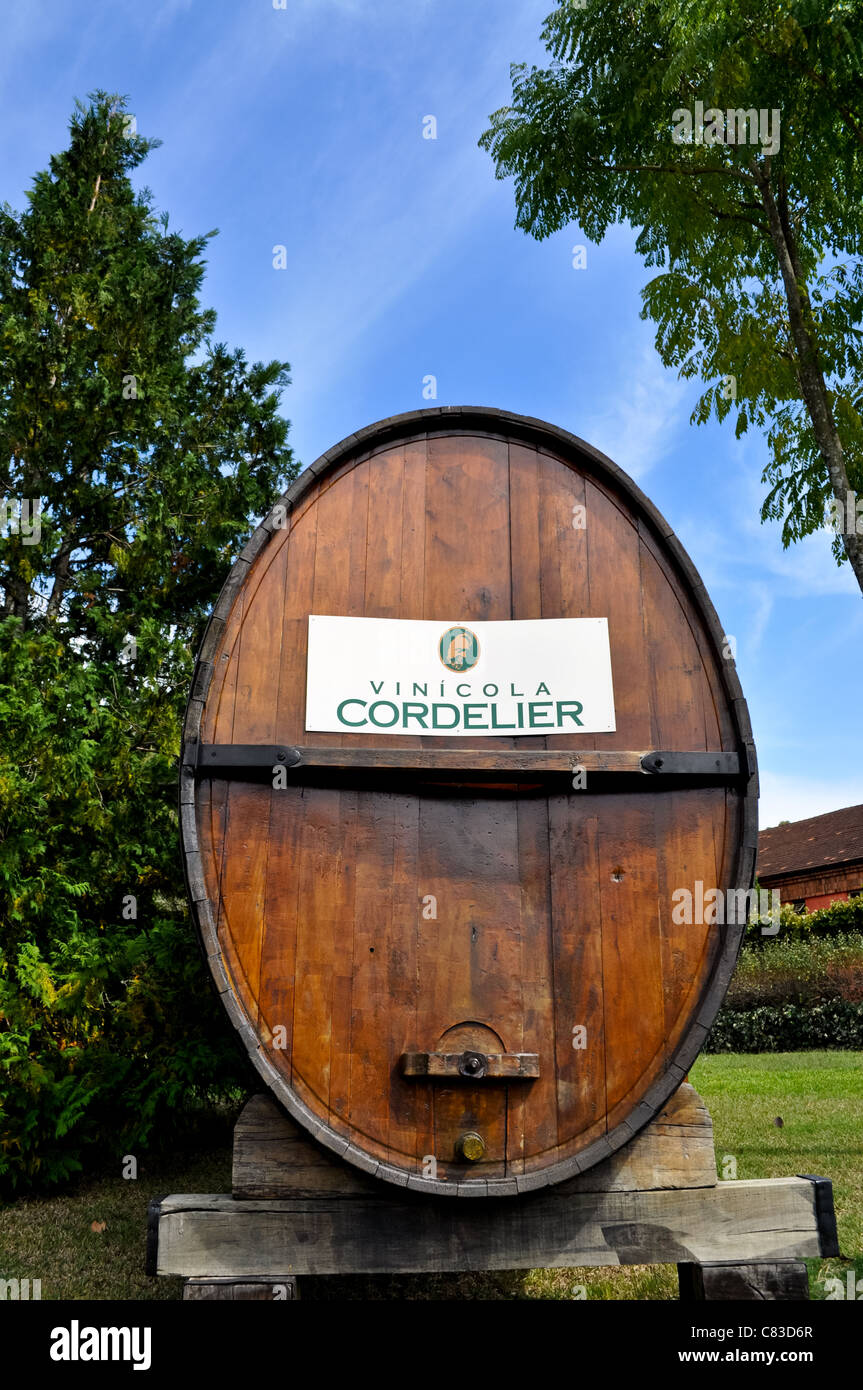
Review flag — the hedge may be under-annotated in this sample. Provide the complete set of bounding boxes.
[706,999,863,1052]
[710,901,863,1050]
[745,895,863,944]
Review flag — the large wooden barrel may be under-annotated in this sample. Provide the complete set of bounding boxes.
[181,406,757,1196]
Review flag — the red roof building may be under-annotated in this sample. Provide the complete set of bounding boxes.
[758,803,863,912]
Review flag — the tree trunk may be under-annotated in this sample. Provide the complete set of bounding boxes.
[753,161,863,596]
[46,537,75,623]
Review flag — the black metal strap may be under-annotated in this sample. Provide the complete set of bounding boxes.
[186,743,745,784]
[194,744,302,773]
[640,751,740,776]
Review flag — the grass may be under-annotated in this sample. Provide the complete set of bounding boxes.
[1,1052,861,1300]
[691,1051,863,1250]
[0,1106,239,1302]
[689,1049,863,1300]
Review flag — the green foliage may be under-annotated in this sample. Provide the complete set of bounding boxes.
[745,896,863,944]
[711,919,863,1052]
[728,931,863,1008]
[706,1000,863,1052]
[0,93,295,1190]
[0,622,251,1188]
[480,1,863,583]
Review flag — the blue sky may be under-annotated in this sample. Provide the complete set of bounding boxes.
[2,0,860,827]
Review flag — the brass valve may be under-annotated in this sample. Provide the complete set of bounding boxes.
[456,1131,486,1163]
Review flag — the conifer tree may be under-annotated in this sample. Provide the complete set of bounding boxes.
[0,93,296,1186]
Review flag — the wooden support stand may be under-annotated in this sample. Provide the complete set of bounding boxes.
[184,1277,299,1301]
[677,1261,811,1301]
[148,1084,838,1301]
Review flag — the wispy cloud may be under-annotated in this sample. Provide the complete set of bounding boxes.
[737,580,774,660]
[280,145,495,405]
[579,342,689,482]
[246,1,548,419]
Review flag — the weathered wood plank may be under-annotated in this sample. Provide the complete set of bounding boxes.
[559,1082,717,1194]
[183,1277,298,1301]
[401,1051,540,1079]
[233,1095,379,1199]
[154,1178,826,1277]
[678,1261,810,1301]
[232,1084,715,1199]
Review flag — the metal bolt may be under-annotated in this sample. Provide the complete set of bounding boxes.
[458,1050,488,1078]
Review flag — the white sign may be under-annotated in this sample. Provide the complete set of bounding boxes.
[305,616,616,737]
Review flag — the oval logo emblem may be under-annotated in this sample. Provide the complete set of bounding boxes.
[439,625,480,672]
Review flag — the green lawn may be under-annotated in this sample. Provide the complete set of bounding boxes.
[691,1051,863,1252]
[690,1050,863,1300]
[1,1051,861,1300]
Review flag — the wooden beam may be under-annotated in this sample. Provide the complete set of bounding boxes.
[230,1085,717,1201]
[151,1178,830,1277]
[400,1051,540,1079]
[183,1277,298,1301]
[678,1261,810,1301]
[290,747,647,773]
